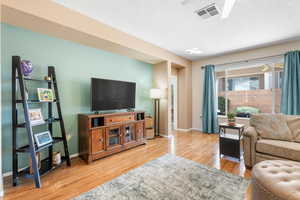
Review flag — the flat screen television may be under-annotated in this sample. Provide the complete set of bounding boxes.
[91,78,136,111]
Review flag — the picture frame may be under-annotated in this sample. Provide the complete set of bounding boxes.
[34,131,53,147]
[29,108,45,126]
[37,88,54,102]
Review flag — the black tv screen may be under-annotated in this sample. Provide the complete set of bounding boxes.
[91,78,136,111]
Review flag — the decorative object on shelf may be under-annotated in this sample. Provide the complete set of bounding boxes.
[37,88,54,102]
[29,152,41,174]
[150,88,162,137]
[52,152,61,165]
[227,112,236,126]
[20,60,33,76]
[44,76,52,81]
[29,108,45,126]
[34,131,53,147]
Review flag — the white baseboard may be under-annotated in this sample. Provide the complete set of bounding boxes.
[158,134,170,138]
[3,153,80,178]
[190,128,203,132]
[70,153,79,159]
[175,128,192,132]
[3,167,27,177]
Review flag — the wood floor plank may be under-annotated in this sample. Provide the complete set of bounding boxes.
[3,131,252,200]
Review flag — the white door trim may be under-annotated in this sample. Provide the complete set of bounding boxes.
[170,76,178,130]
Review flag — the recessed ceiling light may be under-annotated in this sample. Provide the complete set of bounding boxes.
[181,0,191,5]
[185,48,203,54]
[222,0,236,19]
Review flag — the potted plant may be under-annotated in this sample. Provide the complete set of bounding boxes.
[227,112,236,126]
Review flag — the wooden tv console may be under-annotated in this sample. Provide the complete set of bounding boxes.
[78,111,146,163]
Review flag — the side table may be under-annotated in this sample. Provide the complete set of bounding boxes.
[219,123,245,161]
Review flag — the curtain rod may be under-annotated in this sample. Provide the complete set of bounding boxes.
[201,53,284,69]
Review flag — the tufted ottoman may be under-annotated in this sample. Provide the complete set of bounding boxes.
[252,160,300,200]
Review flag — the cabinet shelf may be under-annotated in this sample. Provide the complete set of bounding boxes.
[108,133,120,137]
[220,133,243,140]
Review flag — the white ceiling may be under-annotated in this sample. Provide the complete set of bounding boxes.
[55,0,300,61]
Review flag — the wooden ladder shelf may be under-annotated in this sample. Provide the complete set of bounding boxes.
[12,56,71,188]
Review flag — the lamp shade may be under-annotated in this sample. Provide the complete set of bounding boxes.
[150,88,162,99]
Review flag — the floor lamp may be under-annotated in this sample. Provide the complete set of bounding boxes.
[150,89,162,137]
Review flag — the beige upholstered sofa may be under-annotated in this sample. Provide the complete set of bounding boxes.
[243,114,300,168]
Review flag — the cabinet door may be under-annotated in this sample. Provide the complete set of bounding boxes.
[135,122,144,141]
[91,129,105,154]
[105,125,122,150]
[123,123,136,145]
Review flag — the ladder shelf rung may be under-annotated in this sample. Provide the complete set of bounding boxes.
[16,77,53,82]
[16,138,64,153]
[16,99,58,103]
[16,118,61,128]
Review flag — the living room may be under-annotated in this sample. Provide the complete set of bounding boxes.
[1,0,300,200]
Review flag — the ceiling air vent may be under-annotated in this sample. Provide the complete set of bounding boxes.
[196,3,220,19]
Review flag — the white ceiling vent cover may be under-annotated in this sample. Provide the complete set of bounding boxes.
[196,3,220,19]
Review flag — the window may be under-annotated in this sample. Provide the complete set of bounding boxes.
[228,76,260,91]
[217,63,283,118]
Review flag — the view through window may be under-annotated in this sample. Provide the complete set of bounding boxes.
[217,63,283,118]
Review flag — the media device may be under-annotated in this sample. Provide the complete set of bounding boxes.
[91,78,136,111]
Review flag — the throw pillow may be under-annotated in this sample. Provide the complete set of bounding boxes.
[250,114,293,141]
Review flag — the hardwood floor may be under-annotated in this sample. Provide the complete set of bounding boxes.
[3,131,252,200]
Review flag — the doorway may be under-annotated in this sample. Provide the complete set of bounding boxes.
[170,76,178,130]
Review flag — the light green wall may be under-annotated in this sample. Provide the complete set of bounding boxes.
[1,23,153,173]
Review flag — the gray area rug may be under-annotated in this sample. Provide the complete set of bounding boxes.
[74,154,250,200]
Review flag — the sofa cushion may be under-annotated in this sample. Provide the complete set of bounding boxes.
[250,114,293,141]
[256,139,300,161]
[286,115,300,143]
